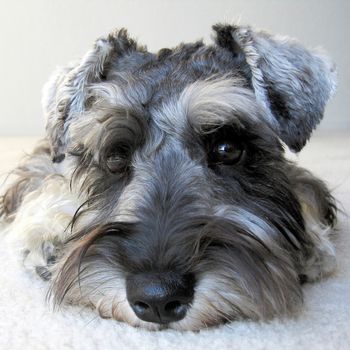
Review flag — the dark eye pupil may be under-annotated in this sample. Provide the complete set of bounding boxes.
[212,141,242,165]
[217,142,234,156]
[106,154,128,173]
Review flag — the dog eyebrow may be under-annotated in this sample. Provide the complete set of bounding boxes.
[179,78,260,134]
[99,106,146,139]
[68,104,148,156]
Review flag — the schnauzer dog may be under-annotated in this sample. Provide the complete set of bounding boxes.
[0,24,337,331]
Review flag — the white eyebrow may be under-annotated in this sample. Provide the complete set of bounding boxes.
[152,76,262,135]
[180,77,261,132]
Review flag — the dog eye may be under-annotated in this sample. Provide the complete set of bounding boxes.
[209,140,243,165]
[106,155,128,173]
[105,145,130,173]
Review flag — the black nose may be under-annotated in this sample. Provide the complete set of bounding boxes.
[126,272,195,324]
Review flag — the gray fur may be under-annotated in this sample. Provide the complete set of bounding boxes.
[0,23,338,331]
[213,24,337,151]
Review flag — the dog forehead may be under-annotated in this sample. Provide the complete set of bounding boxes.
[77,44,261,150]
[102,74,258,138]
[106,42,253,110]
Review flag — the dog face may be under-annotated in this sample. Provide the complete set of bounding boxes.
[39,25,337,330]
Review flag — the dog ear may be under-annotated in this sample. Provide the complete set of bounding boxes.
[42,29,146,162]
[213,24,337,152]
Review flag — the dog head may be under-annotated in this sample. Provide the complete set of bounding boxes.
[44,24,336,330]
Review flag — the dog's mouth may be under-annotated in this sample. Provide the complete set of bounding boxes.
[50,212,304,331]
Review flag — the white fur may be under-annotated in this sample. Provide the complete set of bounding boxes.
[4,175,79,272]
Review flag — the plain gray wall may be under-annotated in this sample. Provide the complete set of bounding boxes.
[0,0,349,136]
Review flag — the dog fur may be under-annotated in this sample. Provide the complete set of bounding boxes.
[0,24,337,331]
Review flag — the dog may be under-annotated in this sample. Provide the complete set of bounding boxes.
[0,24,337,331]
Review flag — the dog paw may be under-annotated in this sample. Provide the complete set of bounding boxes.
[23,239,63,281]
[35,265,52,281]
[42,240,62,265]
[301,246,337,282]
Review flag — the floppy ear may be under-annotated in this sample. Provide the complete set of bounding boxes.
[213,24,337,152]
[42,29,146,162]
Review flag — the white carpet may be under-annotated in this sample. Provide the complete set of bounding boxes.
[0,133,349,350]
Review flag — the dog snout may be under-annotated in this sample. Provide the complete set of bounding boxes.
[126,272,195,324]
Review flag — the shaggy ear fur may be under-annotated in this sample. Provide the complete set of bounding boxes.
[213,24,337,152]
[42,29,146,161]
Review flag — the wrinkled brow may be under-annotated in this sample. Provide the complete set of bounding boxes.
[152,77,263,136]
[182,78,261,134]
[68,103,148,154]
[97,106,147,144]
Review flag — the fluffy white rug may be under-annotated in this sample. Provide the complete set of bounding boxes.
[0,133,349,350]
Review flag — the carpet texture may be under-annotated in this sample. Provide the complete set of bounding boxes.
[0,133,349,350]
